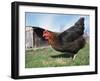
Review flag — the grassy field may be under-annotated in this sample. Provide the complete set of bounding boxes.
[25,43,89,68]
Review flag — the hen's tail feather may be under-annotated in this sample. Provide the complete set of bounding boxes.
[75,17,84,26]
[75,17,84,32]
[59,17,85,43]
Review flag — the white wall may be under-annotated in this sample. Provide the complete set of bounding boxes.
[0,0,99,81]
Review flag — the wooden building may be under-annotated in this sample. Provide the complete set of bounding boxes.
[25,26,48,49]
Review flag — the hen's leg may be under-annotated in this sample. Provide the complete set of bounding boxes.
[72,54,77,60]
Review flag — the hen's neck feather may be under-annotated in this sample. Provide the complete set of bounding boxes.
[48,34,61,48]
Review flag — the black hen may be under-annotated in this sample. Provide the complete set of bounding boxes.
[43,17,86,59]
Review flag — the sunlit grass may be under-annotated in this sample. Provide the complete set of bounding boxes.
[25,43,89,68]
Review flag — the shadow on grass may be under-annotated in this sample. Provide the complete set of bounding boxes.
[51,53,74,58]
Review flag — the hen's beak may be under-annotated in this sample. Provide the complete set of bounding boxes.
[43,31,46,37]
[43,30,48,37]
[43,30,49,40]
[43,34,45,37]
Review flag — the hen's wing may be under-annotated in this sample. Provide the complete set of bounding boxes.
[59,17,84,43]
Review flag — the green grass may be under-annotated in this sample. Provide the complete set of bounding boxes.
[25,43,89,68]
